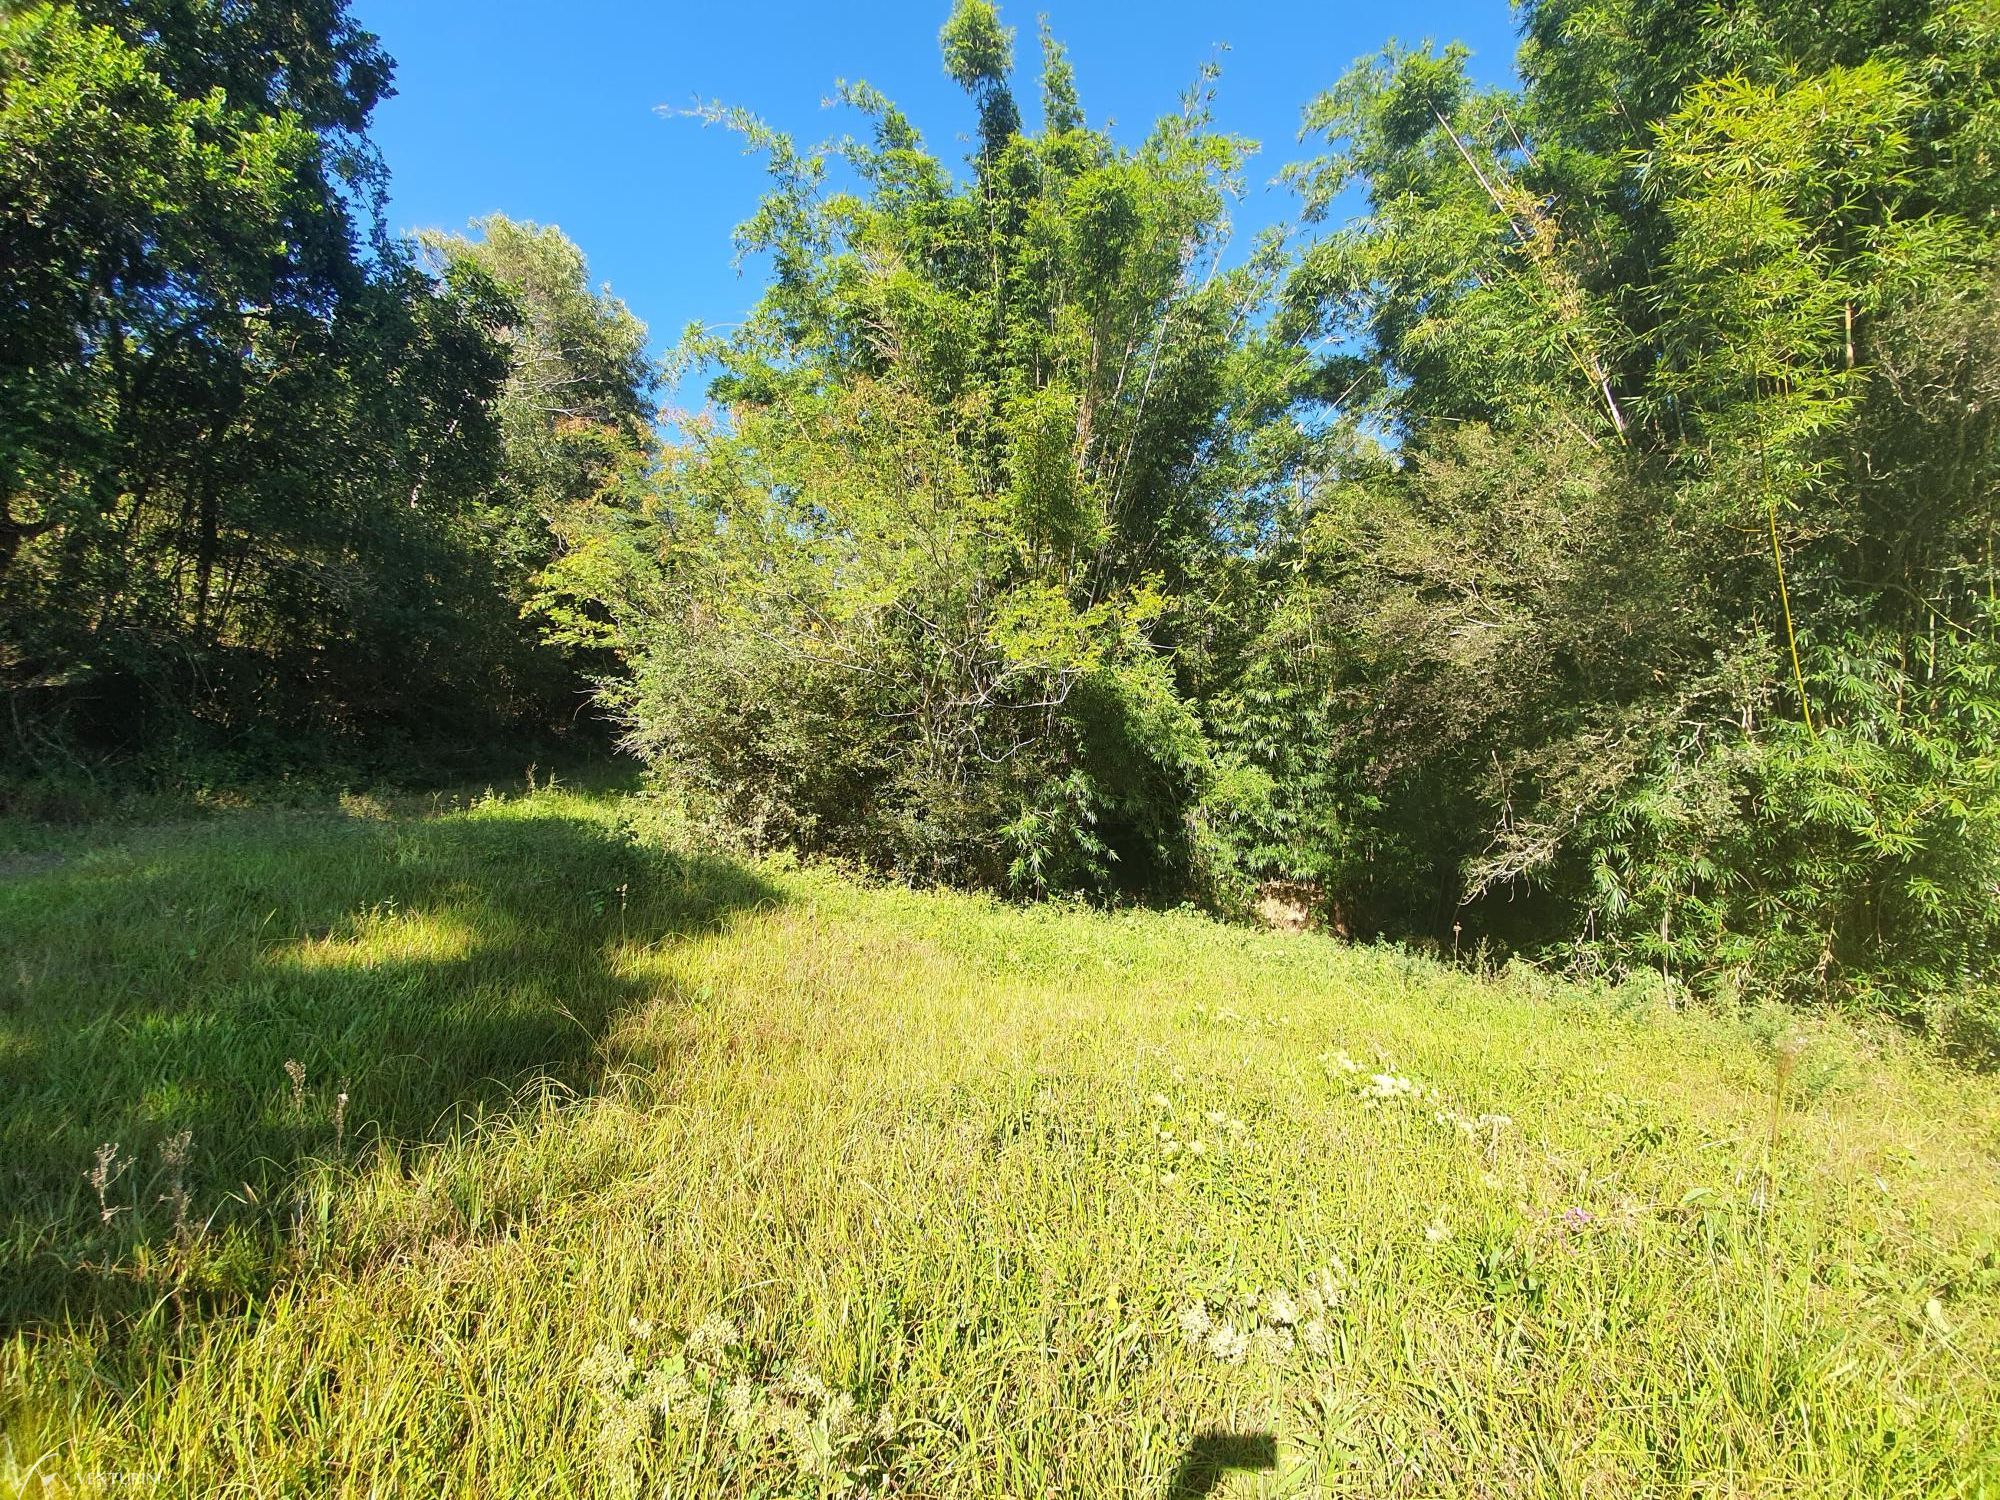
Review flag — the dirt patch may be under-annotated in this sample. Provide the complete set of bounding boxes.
[1255,880,1319,934]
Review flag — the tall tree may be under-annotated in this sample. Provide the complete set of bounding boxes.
[1262,0,2000,1020]
[422,215,660,724]
[0,2,525,755]
[556,0,1310,896]
[422,217,656,577]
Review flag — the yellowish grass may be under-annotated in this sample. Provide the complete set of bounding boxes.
[2,786,1996,1496]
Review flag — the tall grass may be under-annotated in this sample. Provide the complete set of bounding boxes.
[2,784,1996,1495]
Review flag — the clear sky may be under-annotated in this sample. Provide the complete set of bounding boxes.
[352,0,1524,382]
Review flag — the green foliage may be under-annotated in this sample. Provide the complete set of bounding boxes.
[561,8,1308,900]
[422,215,661,722]
[1556,624,2000,1026]
[1259,0,2000,1027]
[0,4,599,769]
[422,216,657,558]
[7,0,1997,1033]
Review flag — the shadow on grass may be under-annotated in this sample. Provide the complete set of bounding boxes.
[0,795,778,1333]
[1166,1430,1278,1498]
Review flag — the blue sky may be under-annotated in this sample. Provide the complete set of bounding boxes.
[354,0,1524,381]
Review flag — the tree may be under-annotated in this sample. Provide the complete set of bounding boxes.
[422,216,657,573]
[422,216,660,728]
[557,0,1311,898]
[0,2,533,759]
[1264,0,2000,1025]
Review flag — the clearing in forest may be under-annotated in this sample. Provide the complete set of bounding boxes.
[2,786,1996,1495]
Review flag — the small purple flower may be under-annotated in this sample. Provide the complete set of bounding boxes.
[1561,1205,1595,1232]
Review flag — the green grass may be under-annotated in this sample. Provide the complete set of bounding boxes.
[2,784,1997,1497]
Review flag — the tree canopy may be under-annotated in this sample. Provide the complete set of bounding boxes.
[0,4,654,761]
[546,17,1313,898]
[1261,0,2000,1022]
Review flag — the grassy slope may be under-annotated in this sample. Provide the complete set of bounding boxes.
[1,785,1996,1497]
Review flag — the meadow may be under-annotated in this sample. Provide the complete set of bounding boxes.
[1,780,1996,1497]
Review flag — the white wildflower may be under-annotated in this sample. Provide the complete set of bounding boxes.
[774,1400,817,1461]
[822,1391,857,1435]
[1363,1072,1419,1102]
[781,1364,829,1405]
[1204,1322,1250,1364]
[1264,1289,1299,1326]
[1249,1323,1294,1363]
[580,1342,634,1395]
[1424,1217,1453,1244]
[686,1312,739,1363]
[1306,1264,1342,1309]
[1177,1303,1213,1346]
[594,1400,648,1465]
[722,1376,760,1434]
[641,1361,691,1415]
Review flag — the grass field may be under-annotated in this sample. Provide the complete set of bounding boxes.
[2,781,1997,1497]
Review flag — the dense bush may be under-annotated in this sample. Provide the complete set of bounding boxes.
[552,0,2000,1032]
[546,6,1314,900]
[1220,0,2000,1028]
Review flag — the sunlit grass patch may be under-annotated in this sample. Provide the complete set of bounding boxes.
[277,906,483,970]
